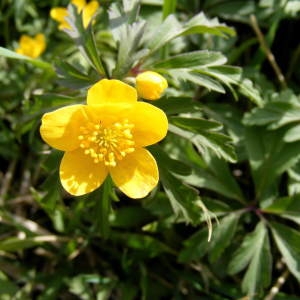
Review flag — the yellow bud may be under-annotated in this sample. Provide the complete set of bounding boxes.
[136,71,168,100]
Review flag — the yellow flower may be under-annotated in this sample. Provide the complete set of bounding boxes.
[50,0,99,30]
[15,34,46,59]
[40,79,168,199]
[136,71,168,100]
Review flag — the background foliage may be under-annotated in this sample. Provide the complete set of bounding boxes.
[0,0,300,299]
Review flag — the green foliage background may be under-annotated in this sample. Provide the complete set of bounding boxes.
[0,0,300,299]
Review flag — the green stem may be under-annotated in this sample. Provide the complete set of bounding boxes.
[95,177,112,238]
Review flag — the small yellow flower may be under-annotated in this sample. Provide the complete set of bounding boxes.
[15,34,46,59]
[40,79,168,199]
[50,0,99,30]
[136,71,168,100]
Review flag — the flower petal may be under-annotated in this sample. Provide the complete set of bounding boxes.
[71,0,86,11]
[82,0,99,28]
[128,102,168,147]
[87,79,137,106]
[50,7,68,23]
[40,105,87,151]
[60,149,108,196]
[110,148,159,199]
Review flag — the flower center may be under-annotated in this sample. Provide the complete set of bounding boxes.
[78,119,135,167]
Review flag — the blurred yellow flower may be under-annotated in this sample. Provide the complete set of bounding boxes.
[40,79,168,199]
[15,34,46,59]
[136,71,168,100]
[50,0,99,30]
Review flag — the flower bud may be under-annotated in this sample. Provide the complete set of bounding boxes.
[136,71,168,100]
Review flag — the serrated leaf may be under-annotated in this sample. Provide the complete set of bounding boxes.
[146,12,235,55]
[208,213,240,262]
[238,77,263,107]
[170,116,223,132]
[284,124,300,142]
[270,222,300,281]
[245,127,300,202]
[163,134,243,202]
[168,69,226,93]
[146,14,181,54]
[150,145,192,176]
[159,165,202,224]
[55,60,98,89]
[243,90,300,128]
[178,227,209,262]
[65,5,106,76]
[169,123,237,163]
[112,20,148,78]
[228,222,272,297]
[182,12,235,38]
[154,96,203,115]
[263,195,300,225]
[152,50,227,69]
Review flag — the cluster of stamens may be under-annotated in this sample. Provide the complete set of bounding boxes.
[78,119,135,167]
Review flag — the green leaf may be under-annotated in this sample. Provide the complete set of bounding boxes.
[170,116,223,132]
[0,235,65,252]
[168,69,226,93]
[243,90,300,129]
[150,144,192,176]
[0,46,54,74]
[244,127,300,202]
[146,14,181,54]
[178,213,239,263]
[146,12,235,55]
[208,213,240,262]
[164,133,243,202]
[178,227,209,262]
[182,12,235,38]
[228,222,272,297]
[152,50,227,69]
[154,96,203,115]
[169,123,237,163]
[55,60,98,89]
[263,195,300,225]
[159,163,203,224]
[112,20,149,78]
[270,222,300,281]
[284,124,300,142]
[65,4,107,76]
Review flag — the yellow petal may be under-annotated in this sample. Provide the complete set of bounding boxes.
[19,35,32,45]
[71,0,86,11]
[128,102,168,147]
[60,148,108,196]
[82,0,99,28]
[87,79,137,106]
[40,105,87,151]
[16,34,46,59]
[110,148,159,199]
[50,7,68,23]
[32,34,46,58]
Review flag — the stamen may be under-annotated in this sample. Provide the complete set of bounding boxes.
[77,119,135,167]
